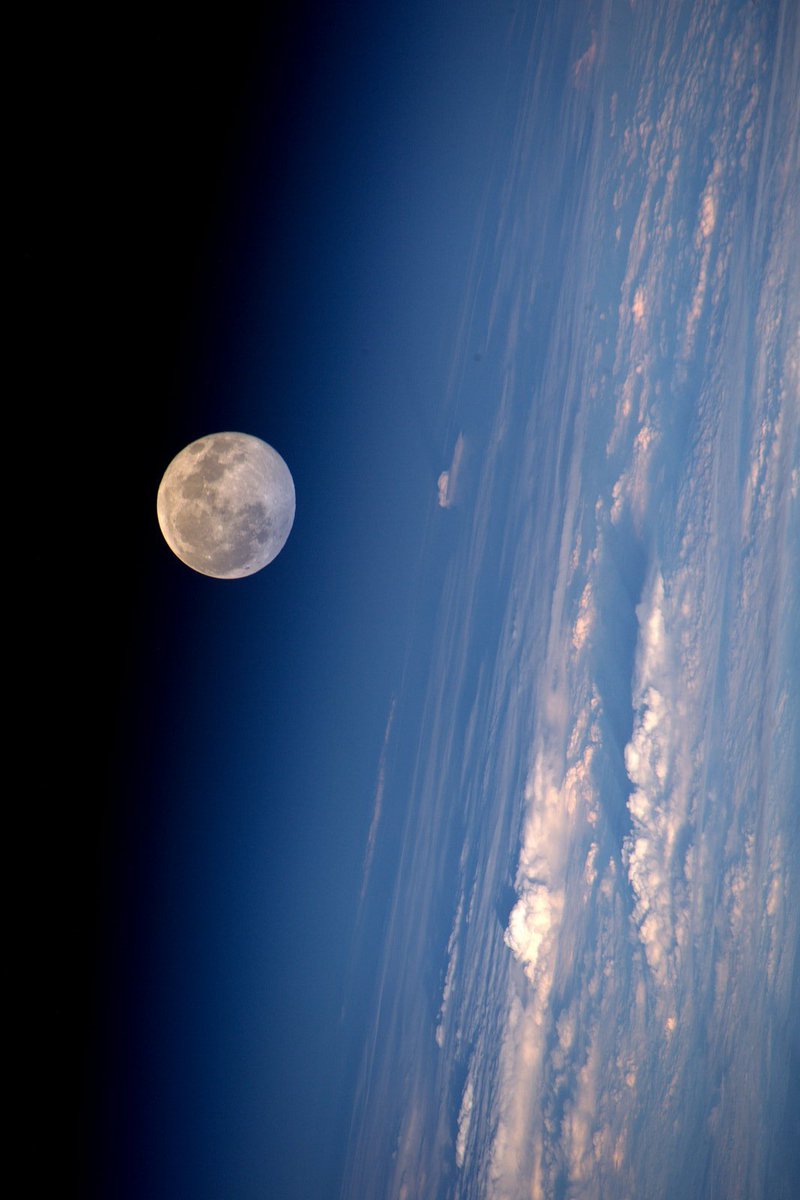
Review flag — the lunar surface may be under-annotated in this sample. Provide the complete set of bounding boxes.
[157,432,295,578]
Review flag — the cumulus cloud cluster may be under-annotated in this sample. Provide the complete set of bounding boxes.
[622,571,692,1000]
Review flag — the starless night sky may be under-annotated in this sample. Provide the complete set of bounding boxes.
[32,3,514,1197]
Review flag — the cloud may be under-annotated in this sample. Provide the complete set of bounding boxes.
[572,580,596,650]
[505,885,558,980]
[492,659,609,1197]
[435,890,464,1048]
[455,1071,474,1169]
[358,698,396,905]
[341,3,799,1195]
[438,433,465,508]
[622,570,693,999]
[571,32,598,90]
[563,1025,602,1184]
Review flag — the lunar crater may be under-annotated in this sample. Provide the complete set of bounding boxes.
[157,432,295,578]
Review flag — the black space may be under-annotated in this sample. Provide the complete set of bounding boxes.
[19,6,336,1192]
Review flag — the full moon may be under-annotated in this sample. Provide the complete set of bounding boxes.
[157,432,296,578]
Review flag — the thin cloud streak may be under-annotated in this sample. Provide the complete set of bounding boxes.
[358,698,396,908]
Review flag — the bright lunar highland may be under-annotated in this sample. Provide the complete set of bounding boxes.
[157,432,295,579]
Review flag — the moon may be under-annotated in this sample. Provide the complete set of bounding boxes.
[157,432,296,578]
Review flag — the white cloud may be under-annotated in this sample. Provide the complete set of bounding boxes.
[572,580,595,650]
[564,1026,602,1184]
[435,890,464,1048]
[622,570,694,1000]
[455,1071,474,1169]
[438,432,465,508]
[571,31,598,89]
[358,699,396,905]
[609,418,659,527]
[504,884,560,981]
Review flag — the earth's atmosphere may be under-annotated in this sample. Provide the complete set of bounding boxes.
[343,2,800,1195]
